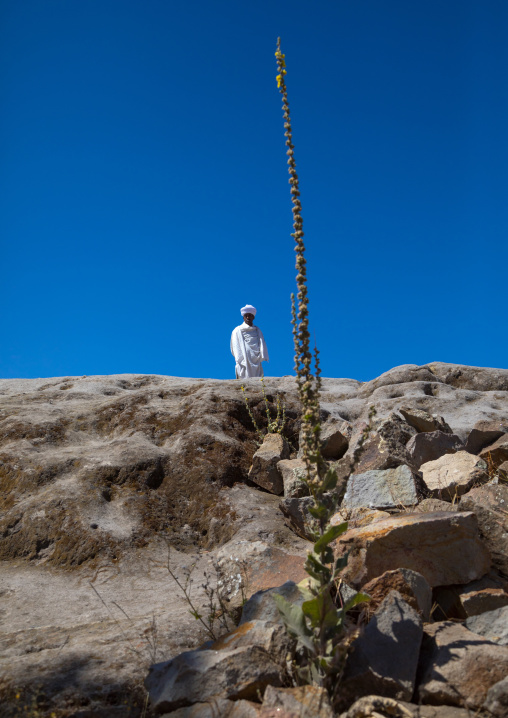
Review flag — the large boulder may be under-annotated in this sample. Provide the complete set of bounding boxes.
[419,451,489,501]
[340,591,423,703]
[248,433,290,495]
[145,645,284,712]
[406,431,464,469]
[342,465,419,511]
[416,621,508,709]
[335,511,491,589]
[459,483,508,577]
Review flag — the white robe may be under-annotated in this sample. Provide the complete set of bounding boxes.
[230,323,269,379]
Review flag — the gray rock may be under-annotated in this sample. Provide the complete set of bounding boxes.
[279,494,335,540]
[398,406,452,434]
[417,621,508,709]
[341,591,423,701]
[465,606,508,645]
[263,685,334,718]
[342,465,418,510]
[145,645,283,712]
[406,431,464,469]
[427,362,508,392]
[277,458,309,498]
[420,451,489,501]
[483,676,508,718]
[459,483,508,577]
[248,433,290,495]
[208,619,292,663]
[465,419,508,455]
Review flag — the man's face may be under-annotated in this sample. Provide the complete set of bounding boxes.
[243,313,255,326]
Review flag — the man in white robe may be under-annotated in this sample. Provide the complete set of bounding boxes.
[230,304,269,379]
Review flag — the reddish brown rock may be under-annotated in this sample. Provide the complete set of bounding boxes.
[248,433,290,495]
[465,419,508,455]
[459,483,508,577]
[362,568,432,620]
[335,511,490,589]
[416,621,508,709]
[433,575,508,620]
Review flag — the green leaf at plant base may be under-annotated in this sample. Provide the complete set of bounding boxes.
[308,502,328,519]
[273,593,315,652]
[322,468,338,492]
[343,592,370,612]
[302,590,338,630]
[313,522,348,553]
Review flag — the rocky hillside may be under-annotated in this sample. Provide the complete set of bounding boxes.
[1,363,507,717]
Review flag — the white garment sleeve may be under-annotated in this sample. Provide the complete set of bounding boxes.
[258,329,269,362]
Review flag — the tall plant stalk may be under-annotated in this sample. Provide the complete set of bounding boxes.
[274,39,368,694]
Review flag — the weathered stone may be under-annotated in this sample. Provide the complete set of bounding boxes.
[406,431,464,469]
[145,645,283,712]
[164,698,262,717]
[499,461,508,481]
[399,703,480,718]
[413,498,458,513]
[335,511,490,589]
[420,451,489,501]
[483,676,508,718]
[398,406,452,434]
[263,685,334,718]
[479,433,508,470]
[277,458,309,498]
[248,433,290,494]
[341,591,423,702]
[342,465,418,510]
[459,483,508,577]
[465,606,508,645]
[362,569,432,620]
[332,507,391,530]
[417,621,508,709]
[465,419,508,455]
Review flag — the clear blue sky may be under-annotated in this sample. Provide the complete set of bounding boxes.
[1,1,507,381]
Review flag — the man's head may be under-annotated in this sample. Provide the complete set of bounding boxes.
[241,305,257,327]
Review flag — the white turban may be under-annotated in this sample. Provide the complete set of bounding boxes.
[241,304,257,316]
